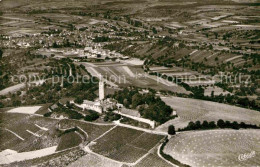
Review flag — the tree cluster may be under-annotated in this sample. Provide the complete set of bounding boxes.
[112,88,173,124]
[178,120,259,131]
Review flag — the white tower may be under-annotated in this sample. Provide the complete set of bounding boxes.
[99,81,105,101]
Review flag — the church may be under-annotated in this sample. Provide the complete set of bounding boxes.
[74,80,116,114]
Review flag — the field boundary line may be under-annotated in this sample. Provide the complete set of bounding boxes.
[4,128,25,141]
[84,146,125,166]
[132,137,167,165]
[93,125,118,142]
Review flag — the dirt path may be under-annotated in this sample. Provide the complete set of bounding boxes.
[0,146,57,164]
[157,143,178,167]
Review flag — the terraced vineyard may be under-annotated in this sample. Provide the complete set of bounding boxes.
[90,126,165,163]
[164,130,260,167]
[156,96,260,131]
[0,112,59,152]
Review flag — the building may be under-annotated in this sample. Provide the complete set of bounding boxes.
[99,81,105,101]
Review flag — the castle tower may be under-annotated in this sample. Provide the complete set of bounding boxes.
[99,80,105,101]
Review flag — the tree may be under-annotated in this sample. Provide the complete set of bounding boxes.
[187,121,196,130]
[240,122,246,129]
[131,93,142,109]
[75,97,83,104]
[225,121,231,128]
[209,121,217,128]
[195,121,201,129]
[168,125,176,135]
[202,121,209,129]
[123,98,129,108]
[0,102,4,108]
[217,119,225,128]
[211,91,214,98]
[179,43,186,48]
[214,32,218,39]
[0,49,3,59]
[66,101,72,108]
[209,44,213,50]
[231,121,239,130]
[84,110,99,121]
[152,27,157,34]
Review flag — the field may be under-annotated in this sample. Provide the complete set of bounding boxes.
[0,146,57,164]
[35,103,53,115]
[68,153,122,167]
[7,106,42,114]
[0,83,26,95]
[79,61,189,94]
[164,129,260,167]
[204,86,231,96]
[56,131,82,151]
[150,65,216,87]
[58,119,114,141]
[0,112,118,165]
[90,126,165,163]
[3,147,86,167]
[0,113,59,152]
[134,153,172,167]
[156,96,260,131]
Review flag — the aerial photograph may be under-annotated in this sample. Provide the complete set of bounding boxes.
[0,0,259,166]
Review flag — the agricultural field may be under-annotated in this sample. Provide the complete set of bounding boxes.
[35,103,53,115]
[58,119,114,141]
[156,96,260,131]
[0,112,59,152]
[134,153,172,167]
[68,153,122,167]
[56,131,82,152]
[90,126,165,163]
[164,129,260,167]
[2,147,86,167]
[150,65,217,87]
[0,83,26,95]
[80,61,189,94]
[0,146,57,164]
[204,86,231,96]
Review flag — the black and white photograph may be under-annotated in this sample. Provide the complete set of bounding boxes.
[0,0,259,166]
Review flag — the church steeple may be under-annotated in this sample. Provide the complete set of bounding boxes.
[99,80,105,101]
